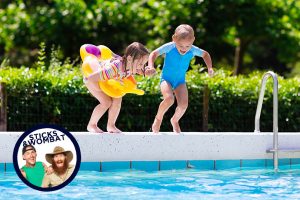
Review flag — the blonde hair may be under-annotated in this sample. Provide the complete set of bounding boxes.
[123,42,149,75]
[173,24,195,40]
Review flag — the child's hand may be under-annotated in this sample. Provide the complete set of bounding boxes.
[145,67,156,77]
[208,68,214,77]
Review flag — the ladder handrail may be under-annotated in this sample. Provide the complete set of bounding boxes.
[254,71,278,171]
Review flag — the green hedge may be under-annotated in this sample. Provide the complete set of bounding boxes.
[0,65,299,132]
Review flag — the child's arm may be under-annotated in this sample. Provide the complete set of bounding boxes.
[86,70,102,82]
[148,50,159,69]
[192,46,214,77]
[202,51,214,77]
[145,42,176,77]
[85,59,122,82]
[145,50,159,77]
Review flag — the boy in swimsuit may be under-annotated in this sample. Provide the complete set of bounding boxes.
[147,24,214,133]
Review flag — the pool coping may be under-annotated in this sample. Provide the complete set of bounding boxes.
[1,132,300,163]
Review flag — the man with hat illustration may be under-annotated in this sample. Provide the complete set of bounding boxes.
[20,144,51,187]
[42,146,75,188]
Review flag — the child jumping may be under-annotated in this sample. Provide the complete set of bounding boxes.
[83,42,151,133]
[147,24,214,133]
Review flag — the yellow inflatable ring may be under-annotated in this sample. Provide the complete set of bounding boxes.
[80,44,144,98]
[99,76,144,98]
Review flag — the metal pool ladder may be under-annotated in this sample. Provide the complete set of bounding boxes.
[254,71,300,172]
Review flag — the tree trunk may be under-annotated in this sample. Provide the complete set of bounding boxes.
[202,85,210,132]
[0,82,7,131]
[233,38,246,75]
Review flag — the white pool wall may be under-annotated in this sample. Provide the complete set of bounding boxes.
[1,132,300,163]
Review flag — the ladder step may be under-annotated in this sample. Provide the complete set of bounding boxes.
[267,149,300,153]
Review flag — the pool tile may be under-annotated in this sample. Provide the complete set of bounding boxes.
[160,161,187,170]
[265,159,274,168]
[79,162,100,171]
[188,160,215,170]
[265,159,292,169]
[0,163,4,172]
[215,160,241,170]
[4,163,15,172]
[241,159,265,168]
[131,161,159,171]
[101,161,130,172]
[279,159,291,166]
[291,158,300,168]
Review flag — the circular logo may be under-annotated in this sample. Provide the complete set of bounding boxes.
[13,124,81,191]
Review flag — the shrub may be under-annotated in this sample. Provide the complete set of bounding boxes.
[0,64,299,132]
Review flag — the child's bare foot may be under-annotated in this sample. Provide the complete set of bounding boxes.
[87,124,104,133]
[107,125,122,133]
[152,117,162,133]
[170,117,181,134]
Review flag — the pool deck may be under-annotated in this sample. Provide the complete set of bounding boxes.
[1,132,300,163]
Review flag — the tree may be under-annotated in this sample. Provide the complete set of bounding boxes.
[202,0,300,75]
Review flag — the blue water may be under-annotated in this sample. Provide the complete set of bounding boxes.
[1,168,300,200]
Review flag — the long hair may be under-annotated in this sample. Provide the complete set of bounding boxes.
[122,42,149,76]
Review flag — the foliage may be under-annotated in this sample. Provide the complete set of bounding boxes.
[1,0,300,75]
[0,61,299,131]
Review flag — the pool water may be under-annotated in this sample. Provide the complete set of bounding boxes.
[1,167,300,199]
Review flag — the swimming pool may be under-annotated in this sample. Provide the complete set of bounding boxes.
[1,132,300,199]
[1,167,300,199]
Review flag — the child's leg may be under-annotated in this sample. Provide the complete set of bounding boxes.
[85,81,112,133]
[107,97,122,133]
[152,81,174,133]
[171,83,188,133]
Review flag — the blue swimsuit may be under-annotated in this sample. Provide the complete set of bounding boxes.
[157,42,204,89]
